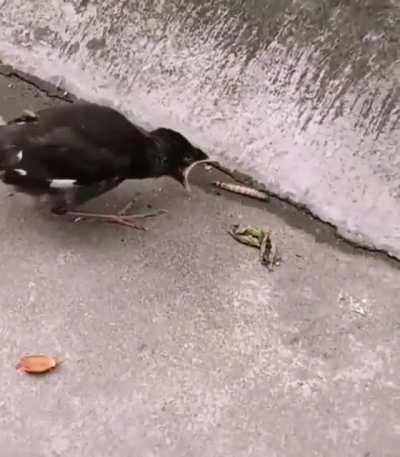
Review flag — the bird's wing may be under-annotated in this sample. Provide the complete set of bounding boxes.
[0,123,131,185]
[30,102,147,151]
[6,102,148,153]
[0,102,152,191]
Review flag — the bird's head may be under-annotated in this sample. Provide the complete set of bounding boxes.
[150,128,215,191]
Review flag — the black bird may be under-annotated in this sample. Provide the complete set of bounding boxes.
[0,102,213,228]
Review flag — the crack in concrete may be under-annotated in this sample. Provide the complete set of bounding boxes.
[0,63,76,103]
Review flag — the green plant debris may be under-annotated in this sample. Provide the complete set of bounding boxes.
[229,224,280,271]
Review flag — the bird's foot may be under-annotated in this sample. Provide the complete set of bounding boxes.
[67,209,167,230]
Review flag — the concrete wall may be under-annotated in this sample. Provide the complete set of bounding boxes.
[0,0,399,257]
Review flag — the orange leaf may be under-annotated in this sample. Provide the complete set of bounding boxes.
[16,355,60,374]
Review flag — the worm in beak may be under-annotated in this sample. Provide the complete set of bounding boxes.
[182,159,219,192]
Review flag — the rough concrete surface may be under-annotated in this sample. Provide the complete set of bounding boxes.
[0,74,399,457]
[1,0,400,257]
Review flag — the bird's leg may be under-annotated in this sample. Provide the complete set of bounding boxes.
[65,209,167,230]
[51,179,167,230]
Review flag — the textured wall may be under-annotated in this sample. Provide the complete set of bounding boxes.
[0,0,399,256]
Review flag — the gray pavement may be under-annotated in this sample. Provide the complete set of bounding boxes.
[2,0,400,257]
[0,73,399,457]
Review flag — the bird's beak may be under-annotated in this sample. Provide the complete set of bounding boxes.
[181,159,219,192]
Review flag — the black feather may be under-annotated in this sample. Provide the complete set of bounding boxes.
[0,102,208,214]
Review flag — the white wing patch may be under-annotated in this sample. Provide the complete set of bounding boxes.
[16,151,23,162]
[49,179,77,189]
[14,169,27,176]
[0,116,5,126]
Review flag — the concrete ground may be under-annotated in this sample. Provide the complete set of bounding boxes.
[0,72,399,457]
